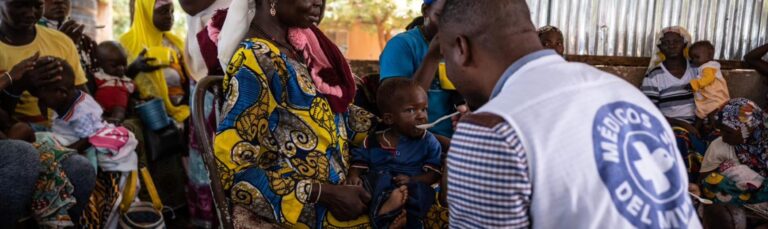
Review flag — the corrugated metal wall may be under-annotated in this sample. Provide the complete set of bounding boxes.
[528,0,768,60]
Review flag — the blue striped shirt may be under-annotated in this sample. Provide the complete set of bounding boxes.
[447,114,531,228]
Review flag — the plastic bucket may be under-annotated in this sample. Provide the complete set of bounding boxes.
[136,99,172,131]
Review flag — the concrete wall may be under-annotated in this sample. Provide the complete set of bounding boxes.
[349,60,768,107]
[597,66,768,107]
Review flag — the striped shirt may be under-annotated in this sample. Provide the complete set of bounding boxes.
[447,114,531,228]
[641,64,697,123]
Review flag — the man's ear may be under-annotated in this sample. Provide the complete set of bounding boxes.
[456,35,472,67]
[381,113,394,125]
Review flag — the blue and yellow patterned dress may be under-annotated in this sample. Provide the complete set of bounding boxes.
[213,38,375,228]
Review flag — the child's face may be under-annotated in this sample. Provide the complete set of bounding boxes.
[34,85,70,111]
[383,87,429,138]
[689,47,713,67]
[99,51,128,76]
[540,31,564,56]
[719,122,745,145]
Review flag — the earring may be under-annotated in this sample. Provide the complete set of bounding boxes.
[270,0,277,16]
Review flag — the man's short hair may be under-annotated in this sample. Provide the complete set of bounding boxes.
[439,0,534,37]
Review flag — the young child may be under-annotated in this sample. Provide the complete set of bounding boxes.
[538,25,564,56]
[700,99,767,200]
[93,41,135,123]
[347,78,442,229]
[31,60,105,152]
[689,41,730,125]
[31,60,137,172]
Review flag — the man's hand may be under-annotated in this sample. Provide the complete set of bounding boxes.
[319,184,371,221]
[452,104,470,130]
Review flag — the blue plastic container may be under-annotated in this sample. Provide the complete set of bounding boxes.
[135,99,172,131]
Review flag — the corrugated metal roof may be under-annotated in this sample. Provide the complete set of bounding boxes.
[529,0,768,60]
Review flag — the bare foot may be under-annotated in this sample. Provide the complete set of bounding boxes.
[378,186,408,216]
[390,210,407,229]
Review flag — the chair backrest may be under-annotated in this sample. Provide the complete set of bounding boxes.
[191,75,234,229]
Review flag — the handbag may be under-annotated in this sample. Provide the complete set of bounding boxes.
[119,167,166,229]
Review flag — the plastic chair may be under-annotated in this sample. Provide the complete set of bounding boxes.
[191,75,234,229]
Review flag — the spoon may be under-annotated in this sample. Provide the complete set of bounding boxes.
[416,112,461,130]
[689,192,713,205]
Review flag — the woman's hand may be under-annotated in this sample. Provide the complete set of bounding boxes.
[59,20,86,45]
[317,184,370,221]
[127,49,165,77]
[24,57,65,88]
[5,52,39,88]
[426,35,441,60]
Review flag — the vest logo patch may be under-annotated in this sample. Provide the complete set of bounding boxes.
[592,102,694,228]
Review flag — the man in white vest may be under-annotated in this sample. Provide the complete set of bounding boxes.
[437,0,702,228]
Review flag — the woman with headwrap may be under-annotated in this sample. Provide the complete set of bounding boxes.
[120,0,191,123]
[641,26,714,183]
[213,0,384,227]
[700,98,768,204]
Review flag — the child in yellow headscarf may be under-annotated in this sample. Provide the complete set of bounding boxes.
[120,0,190,122]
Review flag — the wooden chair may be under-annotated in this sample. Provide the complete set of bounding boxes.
[191,75,234,229]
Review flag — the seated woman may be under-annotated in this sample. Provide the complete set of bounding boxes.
[642,26,715,185]
[212,0,447,228]
[0,55,95,227]
[701,98,768,204]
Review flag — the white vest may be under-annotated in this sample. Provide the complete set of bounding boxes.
[478,55,702,229]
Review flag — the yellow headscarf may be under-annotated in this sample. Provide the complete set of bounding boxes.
[120,0,190,122]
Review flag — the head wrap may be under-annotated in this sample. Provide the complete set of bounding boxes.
[647,26,692,73]
[424,0,435,5]
[716,98,768,176]
[119,0,190,122]
[217,0,256,69]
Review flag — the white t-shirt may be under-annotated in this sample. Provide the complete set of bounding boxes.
[642,64,697,123]
[700,137,738,173]
[51,91,105,146]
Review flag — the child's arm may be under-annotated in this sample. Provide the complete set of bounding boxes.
[67,138,92,154]
[411,170,441,185]
[346,146,371,186]
[346,167,365,186]
[401,134,444,186]
[690,67,717,92]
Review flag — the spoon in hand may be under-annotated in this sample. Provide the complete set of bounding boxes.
[689,192,713,205]
[416,112,461,130]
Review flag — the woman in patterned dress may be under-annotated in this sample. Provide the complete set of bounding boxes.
[213,0,385,227]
